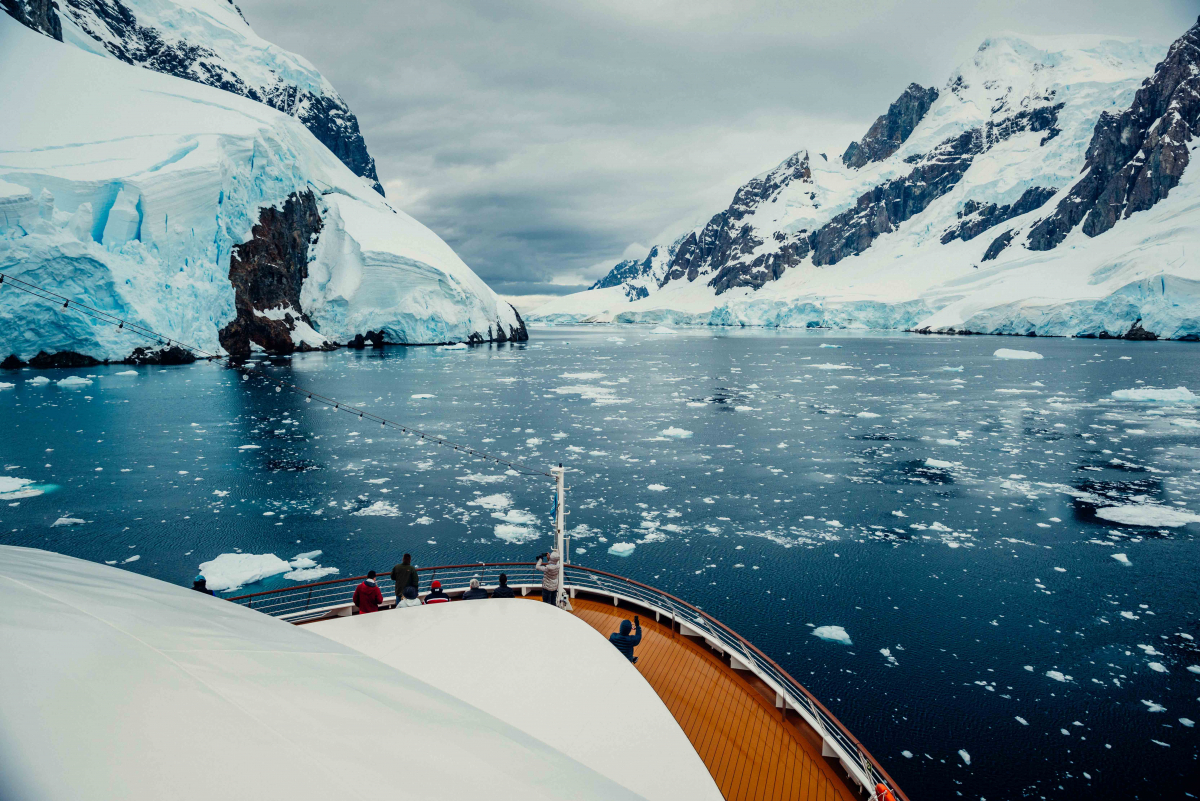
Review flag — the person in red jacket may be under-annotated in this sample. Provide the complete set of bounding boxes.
[353,570,384,614]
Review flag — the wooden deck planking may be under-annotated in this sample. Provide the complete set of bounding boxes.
[564,597,858,801]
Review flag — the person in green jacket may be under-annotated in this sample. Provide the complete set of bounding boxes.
[390,553,418,607]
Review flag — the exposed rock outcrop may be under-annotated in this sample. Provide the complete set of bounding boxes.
[842,83,939,169]
[1028,18,1200,250]
[940,186,1057,244]
[664,152,815,293]
[810,104,1062,267]
[1,0,62,40]
[123,345,197,365]
[981,230,1015,261]
[219,190,323,358]
[28,350,101,368]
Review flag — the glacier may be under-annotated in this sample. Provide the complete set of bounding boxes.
[0,15,525,363]
[532,26,1200,341]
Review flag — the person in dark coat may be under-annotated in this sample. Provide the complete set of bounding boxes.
[609,616,642,663]
[461,578,489,600]
[390,554,419,606]
[491,572,516,599]
[192,574,214,596]
[424,579,450,604]
[353,570,384,614]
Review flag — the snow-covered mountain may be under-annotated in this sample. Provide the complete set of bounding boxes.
[534,21,1200,340]
[18,0,382,194]
[0,10,525,364]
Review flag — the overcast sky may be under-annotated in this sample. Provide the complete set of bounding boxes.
[237,0,1196,309]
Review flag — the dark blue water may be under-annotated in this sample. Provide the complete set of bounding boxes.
[3,326,1199,799]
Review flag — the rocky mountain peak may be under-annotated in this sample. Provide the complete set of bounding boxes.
[1028,17,1200,250]
[1,0,61,39]
[842,83,939,169]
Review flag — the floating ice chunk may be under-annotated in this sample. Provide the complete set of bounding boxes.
[818,344,841,349]
[468,493,512,511]
[1098,506,1200,528]
[994,349,1043,360]
[284,566,339,581]
[925,459,960,469]
[1111,387,1196,403]
[51,517,85,527]
[1172,418,1200,429]
[352,501,401,517]
[0,477,43,500]
[1046,670,1073,682]
[114,370,138,376]
[1149,662,1168,673]
[812,625,851,645]
[1188,665,1200,674]
[901,750,913,758]
[647,484,668,491]
[198,552,291,592]
[292,550,323,562]
[651,326,676,334]
[1181,718,1195,728]
[26,376,50,385]
[0,382,12,389]
[661,427,693,438]
[457,473,506,484]
[1015,716,1028,725]
[438,343,468,350]
[237,444,261,450]
[856,411,880,418]
[1138,644,1164,656]
[1142,700,1166,713]
[880,648,898,666]
[608,542,636,557]
[1110,552,1132,566]
[561,372,605,380]
[55,376,92,387]
[410,394,436,399]
[958,749,971,766]
[492,509,538,525]
[121,555,140,564]
[940,366,963,372]
[815,363,853,370]
[494,524,540,544]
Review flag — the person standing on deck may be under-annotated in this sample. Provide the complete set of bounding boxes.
[609,616,642,663]
[535,550,561,605]
[353,571,384,614]
[390,554,418,608]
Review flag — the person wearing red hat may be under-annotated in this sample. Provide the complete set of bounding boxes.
[424,579,450,604]
[352,570,384,614]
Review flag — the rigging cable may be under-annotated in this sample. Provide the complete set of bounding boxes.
[0,271,554,479]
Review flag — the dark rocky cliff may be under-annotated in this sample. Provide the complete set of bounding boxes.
[219,190,323,358]
[842,84,939,169]
[1028,17,1200,250]
[1,0,62,39]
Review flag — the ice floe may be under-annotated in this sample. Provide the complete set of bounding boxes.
[1110,553,1132,566]
[55,376,92,387]
[994,349,1043,360]
[0,477,44,500]
[660,427,693,438]
[494,524,540,544]
[468,493,512,511]
[198,552,291,592]
[608,542,636,557]
[812,625,851,645]
[1096,505,1200,527]
[352,501,402,517]
[1110,387,1196,403]
[51,517,85,527]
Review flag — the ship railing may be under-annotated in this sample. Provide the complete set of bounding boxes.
[228,562,906,801]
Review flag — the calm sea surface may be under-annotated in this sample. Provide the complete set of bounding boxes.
[3,326,1199,799]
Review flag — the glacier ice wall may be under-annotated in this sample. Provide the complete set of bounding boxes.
[0,17,523,362]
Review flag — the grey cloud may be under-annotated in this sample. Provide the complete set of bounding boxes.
[237,0,1198,297]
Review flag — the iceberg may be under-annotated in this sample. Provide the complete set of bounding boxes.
[812,625,852,645]
[1111,387,1197,403]
[993,349,1044,360]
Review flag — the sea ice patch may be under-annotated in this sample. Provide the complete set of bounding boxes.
[198,552,291,592]
[608,542,636,557]
[994,349,1043,360]
[1111,387,1196,403]
[1097,506,1200,528]
[812,625,852,645]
